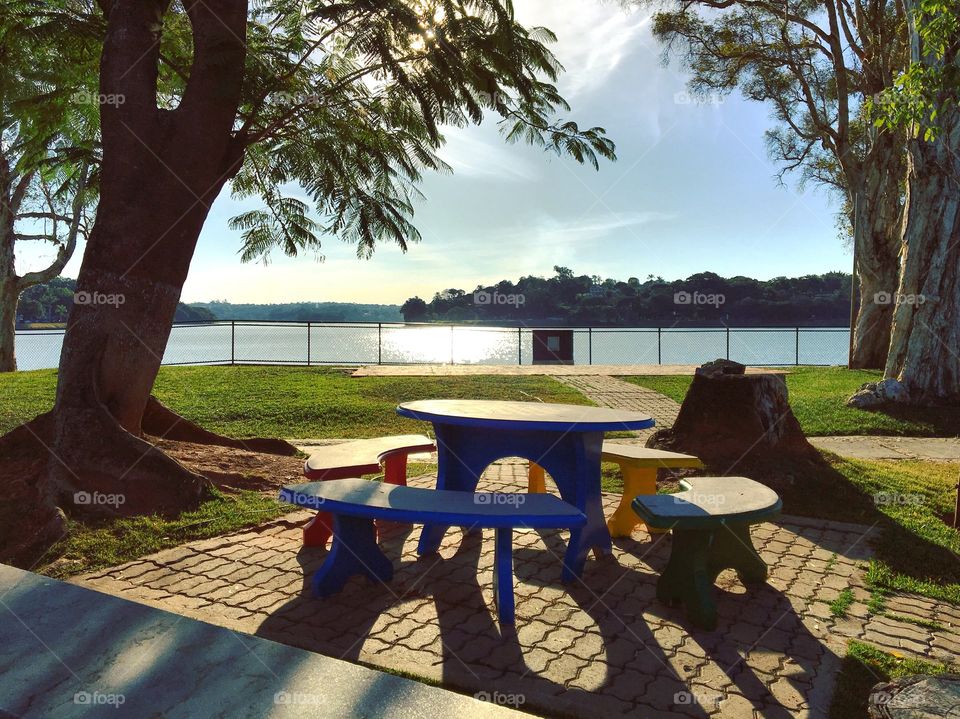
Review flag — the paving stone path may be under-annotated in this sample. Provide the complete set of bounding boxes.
[76,459,960,719]
[552,375,681,443]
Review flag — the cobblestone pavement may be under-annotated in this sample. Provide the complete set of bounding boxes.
[552,375,680,444]
[73,460,955,719]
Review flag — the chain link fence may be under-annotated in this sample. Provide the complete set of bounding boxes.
[13,321,850,371]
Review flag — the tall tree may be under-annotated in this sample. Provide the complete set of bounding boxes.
[0,1,99,370]
[875,0,959,402]
[650,0,907,368]
[11,0,616,517]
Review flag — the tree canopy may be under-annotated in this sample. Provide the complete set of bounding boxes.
[401,268,852,326]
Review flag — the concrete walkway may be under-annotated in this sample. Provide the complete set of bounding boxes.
[809,436,960,462]
[0,564,528,719]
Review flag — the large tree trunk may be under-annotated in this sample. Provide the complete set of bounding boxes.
[849,133,905,369]
[0,171,17,372]
[45,0,249,515]
[0,252,17,373]
[884,103,960,403]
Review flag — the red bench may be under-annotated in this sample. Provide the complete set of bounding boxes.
[300,435,436,546]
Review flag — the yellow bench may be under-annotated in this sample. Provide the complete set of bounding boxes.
[527,443,704,537]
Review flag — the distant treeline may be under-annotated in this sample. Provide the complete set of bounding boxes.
[190,301,403,323]
[400,268,852,326]
[18,270,852,328]
[16,278,214,325]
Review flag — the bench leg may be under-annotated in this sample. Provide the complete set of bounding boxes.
[527,462,546,493]
[382,454,409,486]
[377,455,412,538]
[312,515,394,597]
[657,528,718,630]
[708,522,768,585]
[607,466,664,538]
[303,511,332,547]
[493,527,515,624]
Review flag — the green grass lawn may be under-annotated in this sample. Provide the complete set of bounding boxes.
[39,489,289,579]
[624,366,960,436]
[830,641,955,719]
[0,365,591,438]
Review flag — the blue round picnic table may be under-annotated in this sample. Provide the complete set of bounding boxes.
[396,399,655,581]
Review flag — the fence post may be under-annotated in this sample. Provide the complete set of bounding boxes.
[306,322,311,366]
[450,325,455,364]
[726,326,730,360]
[657,327,662,365]
[588,327,592,365]
[230,321,235,365]
[378,323,382,365]
[795,327,800,365]
[517,327,522,365]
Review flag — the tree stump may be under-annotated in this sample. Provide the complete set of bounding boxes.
[868,674,960,718]
[647,360,819,487]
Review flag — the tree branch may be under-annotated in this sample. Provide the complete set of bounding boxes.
[17,164,90,290]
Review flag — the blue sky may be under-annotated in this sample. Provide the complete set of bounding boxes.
[20,1,849,304]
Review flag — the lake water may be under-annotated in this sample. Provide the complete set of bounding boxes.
[14,322,850,371]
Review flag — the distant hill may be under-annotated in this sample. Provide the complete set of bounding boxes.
[401,268,853,327]
[16,278,215,325]
[191,301,402,323]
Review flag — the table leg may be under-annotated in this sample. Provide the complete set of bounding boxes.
[312,515,394,597]
[493,527,515,624]
[418,424,487,555]
[542,431,611,581]
[416,425,612,582]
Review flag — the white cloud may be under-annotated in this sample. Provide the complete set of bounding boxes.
[436,126,538,181]
[515,2,653,99]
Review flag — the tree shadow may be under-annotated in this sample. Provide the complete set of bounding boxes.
[0,564,473,718]
[860,403,960,437]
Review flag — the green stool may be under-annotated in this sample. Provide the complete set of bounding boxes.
[632,476,781,630]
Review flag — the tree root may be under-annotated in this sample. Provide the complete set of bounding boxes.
[142,395,298,455]
[47,399,209,518]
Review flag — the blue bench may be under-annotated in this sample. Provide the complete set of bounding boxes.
[280,479,586,624]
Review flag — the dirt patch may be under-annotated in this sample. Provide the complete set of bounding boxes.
[0,427,308,566]
[155,438,306,493]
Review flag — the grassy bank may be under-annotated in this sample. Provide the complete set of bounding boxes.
[0,365,590,437]
[40,489,289,579]
[625,367,960,436]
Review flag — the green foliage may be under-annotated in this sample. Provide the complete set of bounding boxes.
[649,0,905,194]
[868,0,959,139]
[15,278,213,325]
[829,588,855,617]
[401,268,852,325]
[192,300,402,323]
[220,0,615,262]
[830,641,954,719]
